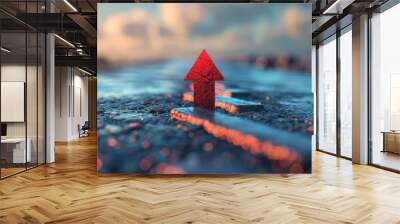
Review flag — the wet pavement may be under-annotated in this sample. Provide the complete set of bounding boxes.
[97,60,313,174]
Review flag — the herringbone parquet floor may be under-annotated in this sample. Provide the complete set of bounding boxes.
[1,135,400,224]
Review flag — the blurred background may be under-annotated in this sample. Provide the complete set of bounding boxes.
[98,4,311,70]
[98,4,311,98]
[97,3,312,174]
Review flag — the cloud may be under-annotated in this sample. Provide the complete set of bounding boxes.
[160,4,204,37]
[282,7,309,38]
[98,9,157,61]
[97,4,310,63]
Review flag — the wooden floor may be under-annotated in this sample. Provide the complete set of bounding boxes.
[1,135,400,224]
[1,167,26,178]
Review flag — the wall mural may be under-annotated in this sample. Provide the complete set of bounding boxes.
[97,3,312,174]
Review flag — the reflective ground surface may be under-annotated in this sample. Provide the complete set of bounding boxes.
[97,60,313,174]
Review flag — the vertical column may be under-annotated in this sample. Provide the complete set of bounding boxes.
[46,1,55,163]
[352,14,369,164]
[88,76,97,132]
[336,30,341,156]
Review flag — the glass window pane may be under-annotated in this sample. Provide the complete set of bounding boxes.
[371,4,400,171]
[26,0,39,169]
[318,37,337,154]
[0,1,46,179]
[1,30,27,177]
[38,33,45,165]
[27,30,38,169]
[340,29,352,158]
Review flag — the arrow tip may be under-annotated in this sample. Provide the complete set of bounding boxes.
[184,50,224,81]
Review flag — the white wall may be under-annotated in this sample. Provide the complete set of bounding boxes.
[1,65,36,138]
[55,67,89,141]
[72,73,89,138]
[1,65,26,81]
[1,82,25,122]
[55,67,70,141]
[1,64,46,164]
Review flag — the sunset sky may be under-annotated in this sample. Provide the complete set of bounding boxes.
[98,3,311,63]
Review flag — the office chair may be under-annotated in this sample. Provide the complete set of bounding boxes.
[79,121,90,138]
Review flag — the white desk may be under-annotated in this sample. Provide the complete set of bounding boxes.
[1,138,31,163]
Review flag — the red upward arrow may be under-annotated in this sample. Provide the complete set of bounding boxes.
[184,50,224,110]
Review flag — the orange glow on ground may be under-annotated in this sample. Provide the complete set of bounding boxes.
[171,110,304,173]
[97,158,103,171]
[107,137,120,148]
[142,139,151,149]
[203,142,214,152]
[307,125,314,133]
[215,89,232,97]
[139,156,153,171]
[151,163,185,174]
[183,92,240,114]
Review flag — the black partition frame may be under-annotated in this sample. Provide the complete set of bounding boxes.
[315,24,353,161]
[0,1,47,180]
